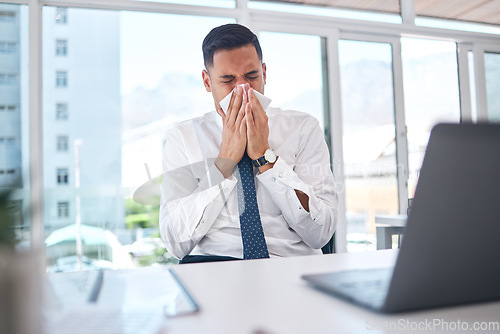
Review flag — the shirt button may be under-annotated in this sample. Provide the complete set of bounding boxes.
[279,172,284,178]
[271,177,276,182]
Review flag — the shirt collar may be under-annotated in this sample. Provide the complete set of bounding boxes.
[213,110,223,132]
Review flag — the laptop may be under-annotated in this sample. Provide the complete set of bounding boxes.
[302,123,500,313]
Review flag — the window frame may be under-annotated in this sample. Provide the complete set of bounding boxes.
[56,135,69,152]
[55,6,67,24]
[56,167,69,185]
[470,43,500,122]
[55,70,67,87]
[56,102,68,120]
[55,39,67,56]
[57,201,69,218]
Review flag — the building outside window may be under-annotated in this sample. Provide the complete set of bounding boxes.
[56,168,69,185]
[55,7,67,24]
[55,39,67,56]
[57,201,69,218]
[57,135,69,152]
[0,137,5,172]
[56,103,68,120]
[56,71,67,87]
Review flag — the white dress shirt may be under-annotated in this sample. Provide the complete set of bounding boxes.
[159,107,338,259]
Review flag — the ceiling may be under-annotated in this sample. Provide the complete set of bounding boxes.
[256,0,500,26]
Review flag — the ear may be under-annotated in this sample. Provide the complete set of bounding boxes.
[202,69,212,92]
[262,63,267,85]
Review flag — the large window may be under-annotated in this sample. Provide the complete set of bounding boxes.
[0,3,29,247]
[401,38,461,197]
[3,0,500,270]
[42,6,234,271]
[258,31,325,128]
[485,52,500,122]
[338,40,398,251]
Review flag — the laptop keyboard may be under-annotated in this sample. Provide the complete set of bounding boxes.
[338,276,391,307]
[304,267,394,309]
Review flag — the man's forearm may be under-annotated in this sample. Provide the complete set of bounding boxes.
[215,157,237,178]
[294,189,310,212]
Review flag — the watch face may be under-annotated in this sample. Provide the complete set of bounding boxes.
[265,149,277,163]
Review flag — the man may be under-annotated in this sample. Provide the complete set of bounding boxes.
[159,23,337,263]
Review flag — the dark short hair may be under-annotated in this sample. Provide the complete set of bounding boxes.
[202,23,263,69]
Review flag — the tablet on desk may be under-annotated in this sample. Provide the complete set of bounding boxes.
[45,266,199,334]
[164,268,199,317]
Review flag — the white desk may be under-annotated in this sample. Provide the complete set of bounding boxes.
[46,250,500,334]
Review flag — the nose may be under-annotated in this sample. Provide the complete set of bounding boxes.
[235,76,250,87]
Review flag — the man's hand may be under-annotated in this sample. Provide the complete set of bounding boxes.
[215,85,248,178]
[245,87,270,162]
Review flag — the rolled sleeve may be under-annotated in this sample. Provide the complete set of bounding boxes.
[257,158,311,222]
[256,119,338,249]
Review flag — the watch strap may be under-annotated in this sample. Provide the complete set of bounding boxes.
[252,156,268,167]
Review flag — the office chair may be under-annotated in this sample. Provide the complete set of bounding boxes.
[321,233,335,254]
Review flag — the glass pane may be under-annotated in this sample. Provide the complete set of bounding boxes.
[485,52,500,122]
[338,40,398,252]
[259,31,325,128]
[42,6,233,272]
[0,4,30,248]
[401,38,460,198]
[468,51,478,122]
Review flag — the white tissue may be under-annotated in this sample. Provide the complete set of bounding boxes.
[219,84,272,114]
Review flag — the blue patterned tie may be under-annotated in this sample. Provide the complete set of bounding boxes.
[237,152,270,259]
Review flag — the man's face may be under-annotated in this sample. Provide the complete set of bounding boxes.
[202,43,267,112]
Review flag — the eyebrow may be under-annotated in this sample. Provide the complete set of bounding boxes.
[219,70,260,80]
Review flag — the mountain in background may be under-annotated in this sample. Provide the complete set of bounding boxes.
[122,53,462,136]
[122,72,213,131]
